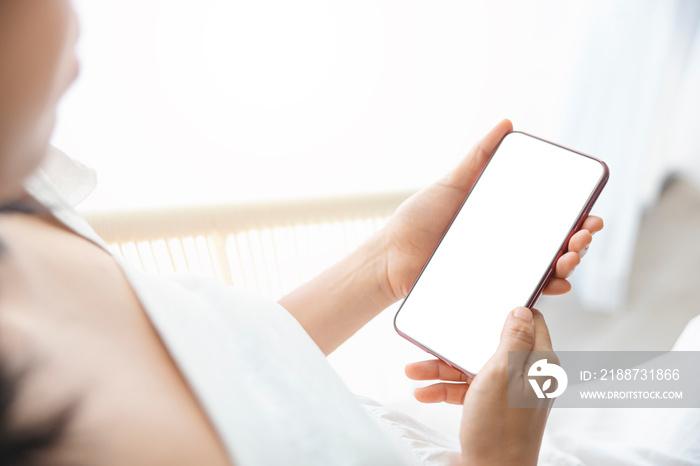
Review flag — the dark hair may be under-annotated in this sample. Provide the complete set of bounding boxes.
[0,359,78,466]
[0,199,78,465]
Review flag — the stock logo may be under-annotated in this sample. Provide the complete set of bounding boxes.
[528,359,568,399]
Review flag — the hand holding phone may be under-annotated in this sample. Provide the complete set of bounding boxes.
[394,131,609,376]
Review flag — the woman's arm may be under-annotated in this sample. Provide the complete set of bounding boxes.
[278,229,395,355]
[279,120,602,355]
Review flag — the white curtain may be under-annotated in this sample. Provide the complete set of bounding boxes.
[556,0,700,312]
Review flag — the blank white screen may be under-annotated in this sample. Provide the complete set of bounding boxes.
[394,132,606,374]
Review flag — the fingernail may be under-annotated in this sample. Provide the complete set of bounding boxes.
[579,244,590,259]
[514,307,533,322]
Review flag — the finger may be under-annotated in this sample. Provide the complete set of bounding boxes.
[542,277,572,295]
[405,359,470,382]
[554,251,581,279]
[414,382,469,405]
[497,307,536,354]
[567,229,593,254]
[531,308,553,351]
[582,216,604,235]
[441,119,513,193]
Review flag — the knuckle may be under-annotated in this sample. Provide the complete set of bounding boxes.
[505,322,536,346]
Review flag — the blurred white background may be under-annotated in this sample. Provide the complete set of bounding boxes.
[53,0,595,211]
[51,0,700,437]
[52,0,700,312]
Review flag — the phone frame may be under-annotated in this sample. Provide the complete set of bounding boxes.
[393,131,610,377]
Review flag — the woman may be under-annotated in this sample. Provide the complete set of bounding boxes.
[0,1,602,464]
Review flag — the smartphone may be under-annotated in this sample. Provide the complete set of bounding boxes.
[394,131,609,376]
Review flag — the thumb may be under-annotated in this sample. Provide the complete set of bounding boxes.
[497,307,537,354]
[441,119,513,192]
